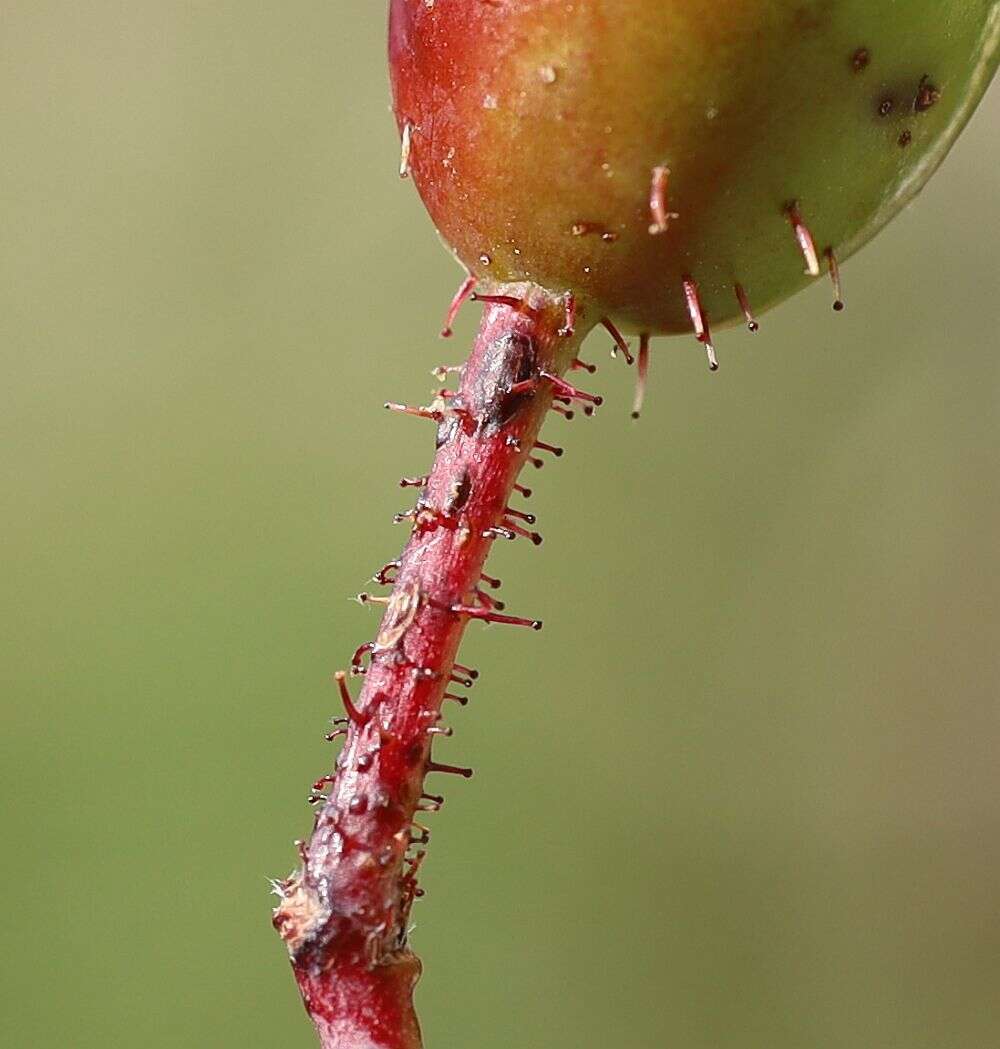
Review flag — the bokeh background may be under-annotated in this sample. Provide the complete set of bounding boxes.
[3,5,998,1048]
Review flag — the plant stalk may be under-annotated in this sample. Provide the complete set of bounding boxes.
[274,287,591,1049]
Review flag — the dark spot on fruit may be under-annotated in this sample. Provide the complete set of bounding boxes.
[898,129,912,148]
[851,47,871,73]
[914,75,941,112]
[878,97,894,117]
[570,221,618,242]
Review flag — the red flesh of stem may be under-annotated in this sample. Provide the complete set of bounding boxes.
[273,295,584,1049]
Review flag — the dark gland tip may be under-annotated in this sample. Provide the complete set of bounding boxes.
[915,77,941,112]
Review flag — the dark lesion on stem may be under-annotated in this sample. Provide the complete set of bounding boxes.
[273,288,588,1049]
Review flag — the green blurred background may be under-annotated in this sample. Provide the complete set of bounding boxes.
[2,5,998,1047]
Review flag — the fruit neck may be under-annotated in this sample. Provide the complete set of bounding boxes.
[273,287,593,1049]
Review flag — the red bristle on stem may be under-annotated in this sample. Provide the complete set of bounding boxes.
[357,591,390,606]
[471,292,538,316]
[533,440,563,457]
[335,671,367,726]
[571,357,597,374]
[426,761,473,779]
[476,588,505,610]
[373,559,401,584]
[483,525,517,540]
[503,520,543,545]
[404,853,428,888]
[384,402,443,422]
[351,642,375,675]
[507,378,538,397]
[504,507,536,524]
[451,605,542,629]
[541,371,603,406]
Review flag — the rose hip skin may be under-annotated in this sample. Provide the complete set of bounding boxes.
[390,0,999,334]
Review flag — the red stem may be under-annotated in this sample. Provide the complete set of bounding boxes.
[273,291,586,1049]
